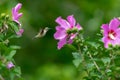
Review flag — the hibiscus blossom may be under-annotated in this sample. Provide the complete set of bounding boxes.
[54,15,82,49]
[101,18,120,48]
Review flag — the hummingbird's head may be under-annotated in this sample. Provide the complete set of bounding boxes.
[44,27,51,31]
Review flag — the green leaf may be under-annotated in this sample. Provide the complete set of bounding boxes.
[8,21,19,33]
[87,41,100,49]
[86,62,94,70]
[10,66,22,80]
[6,50,16,60]
[0,34,4,41]
[106,69,112,73]
[0,42,9,55]
[72,52,81,59]
[10,45,21,49]
[16,77,25,80]
[72,52,83,68]
[101,57,110,64]
[66,44,77,51]
[8,34,21,39]
[14,66,21,77]
[73,59,81,68]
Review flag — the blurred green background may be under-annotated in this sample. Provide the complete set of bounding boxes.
[1,0,120,80]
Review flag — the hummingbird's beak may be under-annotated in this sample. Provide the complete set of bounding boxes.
[45,27,52,31]
[47,28,51,30]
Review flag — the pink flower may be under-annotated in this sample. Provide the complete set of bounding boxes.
[7,62,14,69]
[54,15,82,49]
[16,28,24,36]
[12,3,24,36]
[101,18,120,48]
[12,3,23,26]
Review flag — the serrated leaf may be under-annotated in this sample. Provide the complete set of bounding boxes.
[87,41,100,49]
[72,52,81,59]
[101,57,110,64]
[86,62,94,69]
[73,59,82,68]
[72,52,83,68]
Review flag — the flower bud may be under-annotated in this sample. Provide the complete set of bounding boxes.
[5,15,9,20]
[1,13,6,20]
[6,62,14,69]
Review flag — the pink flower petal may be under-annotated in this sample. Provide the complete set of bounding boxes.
[14,3,22,12]
[116,38,120,45]
[115,28,120,37]
[76,23,82,30]
[16,28,24,36]
[110,38,120,46]
[102,37,109,48]
[70,33,77,40]
[16,13,23,21]
[55,17,70,30]
[54,15,83,49]
[7,62,14,69]
[56,26,64,31]
[101,24,109,36]
[12,3,22,26]
[54,29,67,40]
[67,39,73,44]
[109,18,120,30]
[12,8,16,19]
[57,37,67,49]
[67,15,76,28]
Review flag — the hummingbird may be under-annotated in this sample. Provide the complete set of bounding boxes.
[33,27,50,39]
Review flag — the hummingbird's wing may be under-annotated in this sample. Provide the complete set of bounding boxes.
[32,28,44,39]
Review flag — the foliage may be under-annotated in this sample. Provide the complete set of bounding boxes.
[0,4,23,80]
[71,30,120,80]
[1,0,120,80]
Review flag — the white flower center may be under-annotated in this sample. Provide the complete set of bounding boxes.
[109,33,115,40]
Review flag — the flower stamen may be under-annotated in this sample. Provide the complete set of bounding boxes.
[108,30,116,40]
[108,33,116,40]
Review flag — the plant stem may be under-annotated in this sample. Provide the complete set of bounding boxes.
[106,53,113,69]
[105,50,116,80]
[88,52,101,73]
[77,44,90,76]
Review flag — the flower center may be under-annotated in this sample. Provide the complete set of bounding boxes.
[108,30,116,40]
[66,27,78,34]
